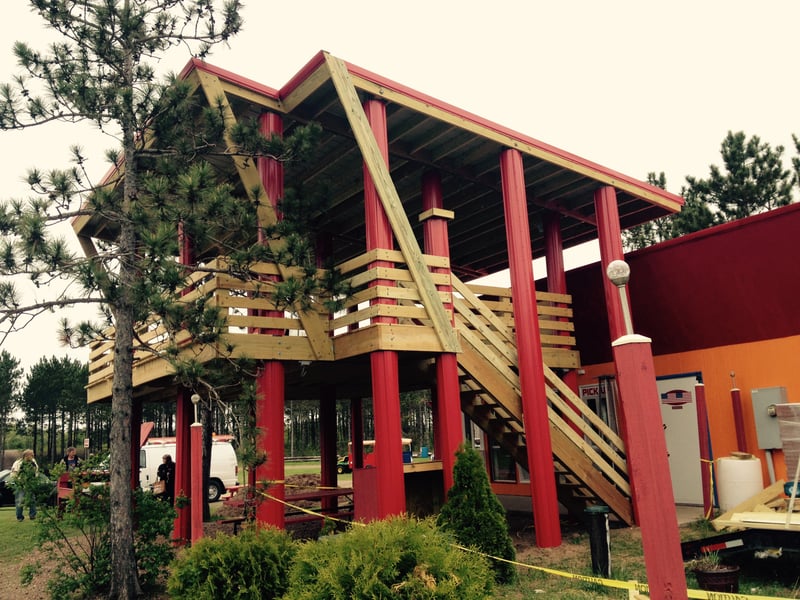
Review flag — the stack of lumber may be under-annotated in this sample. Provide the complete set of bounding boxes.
[712,479,800,531]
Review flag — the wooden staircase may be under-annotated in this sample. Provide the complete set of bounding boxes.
[452,276,633,525]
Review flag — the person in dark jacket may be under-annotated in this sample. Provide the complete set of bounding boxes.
[156,454,176,504]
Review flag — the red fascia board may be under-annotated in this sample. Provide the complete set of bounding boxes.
[179,57,280,99]
[278,50,329,99]
[340,59,684,210]
[176,54,682,210]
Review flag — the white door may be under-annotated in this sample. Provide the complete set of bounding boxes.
[657,373,703,505]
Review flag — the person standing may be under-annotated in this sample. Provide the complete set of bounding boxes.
[11,449,39,521]
[156,454,176,504]
[59,446,82,471]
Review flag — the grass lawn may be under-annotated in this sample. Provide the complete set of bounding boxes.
[0,506,39,562]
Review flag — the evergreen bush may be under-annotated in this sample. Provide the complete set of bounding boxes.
[283,516,493,599]
[436,444,517,583]
[167,526,297,600]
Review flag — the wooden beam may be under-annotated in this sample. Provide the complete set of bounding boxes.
[324,53,460,354]
[195,70,334,360]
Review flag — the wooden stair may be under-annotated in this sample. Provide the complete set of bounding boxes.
[452,276,633,525]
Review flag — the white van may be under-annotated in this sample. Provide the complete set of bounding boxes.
[139,437,239,502]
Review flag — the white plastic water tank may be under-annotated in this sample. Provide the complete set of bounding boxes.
[716,454,764,512]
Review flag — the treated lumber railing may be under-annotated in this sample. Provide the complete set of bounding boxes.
[451,274,632,523]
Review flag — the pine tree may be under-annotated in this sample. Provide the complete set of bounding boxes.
[436,444,517,584]
[685,131,794,222]
[0,2,330,597]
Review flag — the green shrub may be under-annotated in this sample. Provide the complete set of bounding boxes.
[22,484,175,598]
[436,444,517,584]
[167,526,297,599]
[283,516,493,599]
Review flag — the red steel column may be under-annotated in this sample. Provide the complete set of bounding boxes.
[610,280,687,599]
[363,98,405,517]
[254,112,286,528]
[695,383,714,519]
[320,385,338,514]
[421,171,461,493]
[190,418,203,543]
[174,223,195,542]
[173,390,192,543]
[594,187,631,443]
[255,362,285,527]
[594,187,628,341]
[500,149,561,547]
[544,212,580,434]
[730,385,747,452]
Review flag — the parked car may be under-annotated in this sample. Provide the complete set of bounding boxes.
[0,468,57,506]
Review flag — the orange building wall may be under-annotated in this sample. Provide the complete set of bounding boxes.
[578,334,800,486]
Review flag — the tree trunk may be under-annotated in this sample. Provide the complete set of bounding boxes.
[108,71,142,595]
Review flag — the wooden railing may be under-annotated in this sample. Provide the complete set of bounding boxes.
[451,273,632,522]
[86,252,580,398]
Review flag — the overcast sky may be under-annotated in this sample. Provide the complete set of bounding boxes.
[1,0,799,372]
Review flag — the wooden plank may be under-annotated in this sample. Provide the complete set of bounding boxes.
[543,365,625,450]
[458,336,522,416]
[541,348,581,369]
[333,324,445,358]
[452,275,516,346]
[348,71,682,213]
[712,480,786,531]
[325,53,459,354]
[195,70,334,360]
[280,61,331,113]
[549,426,633,524]
[454,297,517,365]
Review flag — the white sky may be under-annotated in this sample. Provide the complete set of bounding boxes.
[1,0,799,372]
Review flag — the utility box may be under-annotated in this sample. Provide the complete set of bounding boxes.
[751,387,788,449]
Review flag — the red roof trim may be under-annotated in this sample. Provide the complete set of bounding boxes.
[278,50,328,99]
[179,57,280,99]
[341,59,684,209]
[179,53,682,209]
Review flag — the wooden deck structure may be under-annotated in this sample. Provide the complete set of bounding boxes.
[74,51,685,545]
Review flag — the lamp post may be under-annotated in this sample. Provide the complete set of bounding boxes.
[190,393,203,543]
[606,260,688,599]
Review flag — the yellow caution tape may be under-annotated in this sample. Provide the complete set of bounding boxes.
[253,491,786,600]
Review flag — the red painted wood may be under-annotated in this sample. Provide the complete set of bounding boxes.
[500,149,561,548]
[371,350,406,517]
[694,384,714,519]
[190,423,204,543]
[363,98,405,518]
[422,171,461,493]
[173,390,192,543]
[255,362,285,527]
[731,388,748,452]
[612,338,688,599]
[594,186,628,341]
[544,211,581,426]
[319,386,338,513]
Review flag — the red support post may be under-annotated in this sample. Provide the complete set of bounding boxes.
[731,387,747,452]
[612,336,689,599]
[500,149,561,548]
[694,383,714,520]
[544,211,580,433]
[363,98,405,518]
[594,186,628,341]
[255,361,285,527]
[421,170,461,493]
[190,421,203,543]
[319,385,338,514]
[173,390,192,543]
[351,397,364,469]
[253,112,287,528]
